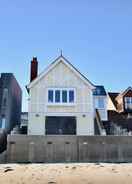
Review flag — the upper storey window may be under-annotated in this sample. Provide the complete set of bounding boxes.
[94,97,105,109]
[55,90,61,103]
[48,90,54,103]
[62,90,67,103]
[48,88,75,105]
[125,97,132,110]
[98,98,105,109]
[69,90,74,103]
[2,88,8,107]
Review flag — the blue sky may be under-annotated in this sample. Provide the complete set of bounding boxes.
[0,0,132,111]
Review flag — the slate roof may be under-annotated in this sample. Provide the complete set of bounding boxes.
[93,85,107,96]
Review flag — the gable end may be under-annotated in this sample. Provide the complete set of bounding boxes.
[27,55,95,90]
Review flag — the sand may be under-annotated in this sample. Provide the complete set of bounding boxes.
[0,163,131,184]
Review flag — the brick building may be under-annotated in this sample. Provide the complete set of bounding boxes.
[0,73,22,133]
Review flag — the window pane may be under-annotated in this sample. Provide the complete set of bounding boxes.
[2,118,5,129]
[55,90,60,103]
[98,98,104,108]
[126,97,130,103]
[69,90,74,103]
[48,90,53,103]
[125,97,132,109]
[3,98,7,106]
[0,121,2,128]
[62,90,67,103]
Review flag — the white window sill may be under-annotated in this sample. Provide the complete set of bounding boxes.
[125,108,132,110]
[47,103,76,107]
[95,107,105,110]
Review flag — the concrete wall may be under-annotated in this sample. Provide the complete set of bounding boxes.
[28,60,94,135]
[78,136,132,162]
[5,135,132,163]
[6,135,77,163]
[0,151,7,163]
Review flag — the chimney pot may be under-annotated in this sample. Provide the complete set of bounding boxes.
[33,57,37,62]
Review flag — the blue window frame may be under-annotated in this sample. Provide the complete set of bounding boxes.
[0,118,6,129]
[55,90,60,103]
[48,88,75,104]
[125,97,132,109]
[48,90,54,103]
[0,121,2,128]
[98,98,104,108]
[69,90,74,103]
[62,90,67,103]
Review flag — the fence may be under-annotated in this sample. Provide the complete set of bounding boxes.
[5,135,132,163]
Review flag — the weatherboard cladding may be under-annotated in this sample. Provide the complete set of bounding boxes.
[27,55,95,89]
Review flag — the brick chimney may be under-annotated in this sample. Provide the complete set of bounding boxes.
[30,57,38,82]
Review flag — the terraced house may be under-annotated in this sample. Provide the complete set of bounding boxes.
[27,55,107,135]
[106,87,132,135]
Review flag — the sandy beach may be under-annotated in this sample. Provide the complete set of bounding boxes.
[0,163,132,184]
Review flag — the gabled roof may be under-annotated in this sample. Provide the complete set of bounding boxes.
[27,55,95,89]
[108,92,119,109]
[115,87,132,100]
[93,85,107,96]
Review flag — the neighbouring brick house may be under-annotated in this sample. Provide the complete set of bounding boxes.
[0,73,22,133]
[107,87,132,135]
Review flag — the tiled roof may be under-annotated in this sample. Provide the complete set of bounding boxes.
[93,86,107,96]
[108,92,119,109]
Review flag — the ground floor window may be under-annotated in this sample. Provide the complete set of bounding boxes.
[0,118,6,129]
[45,116,76,135]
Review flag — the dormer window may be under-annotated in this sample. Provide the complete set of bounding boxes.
[125,97,132,110]
[98,98,105,109]
[96,89,101,95]
[94,97,105,109]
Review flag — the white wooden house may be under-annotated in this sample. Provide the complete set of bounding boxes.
[27,55,107,135]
